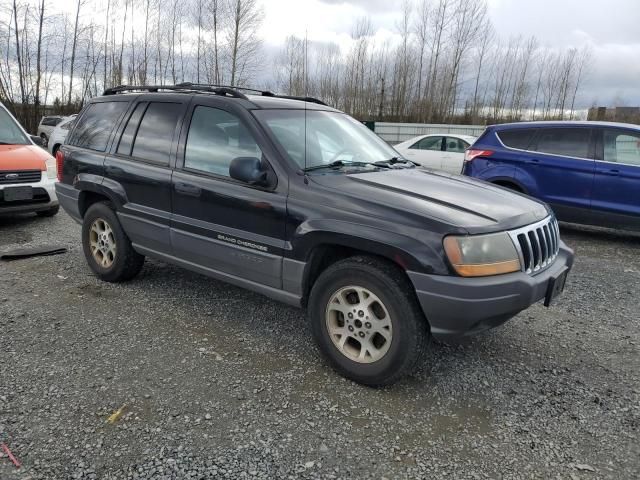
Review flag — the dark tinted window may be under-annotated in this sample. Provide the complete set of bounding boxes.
[130,102,182,165]
[603,129,640,166]
[70,102,128,151]
[498,129,537,150]
[184,106,262,177]
[534,128,591,158]
[445,137,467,153]
[117,103,147,156]
[411,136,442,151]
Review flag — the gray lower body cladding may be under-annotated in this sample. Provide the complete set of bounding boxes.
[408,243,574,341]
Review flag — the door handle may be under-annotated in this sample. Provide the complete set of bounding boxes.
[105,165,124,175]
[174,182,202,196]
[602,169,619,176]
[526,159,540,165]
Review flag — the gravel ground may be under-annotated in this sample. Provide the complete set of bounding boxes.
[0,211,638,479]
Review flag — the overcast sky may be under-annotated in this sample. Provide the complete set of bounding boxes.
[259,0,640,106]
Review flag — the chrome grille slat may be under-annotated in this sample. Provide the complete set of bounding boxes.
[508,216,560,275]
[0,170,42,184]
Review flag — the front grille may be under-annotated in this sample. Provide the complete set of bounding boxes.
[508,216,560,274]
[0,170,42,184]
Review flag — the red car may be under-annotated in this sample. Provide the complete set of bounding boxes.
[1,104,59,217]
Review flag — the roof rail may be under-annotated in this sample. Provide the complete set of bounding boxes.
[102,84,248,100]
[176,82,275,96]
[102,83,329,106]
[271,94,328,106]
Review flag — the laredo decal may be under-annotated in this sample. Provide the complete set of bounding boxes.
[217,234,269,252]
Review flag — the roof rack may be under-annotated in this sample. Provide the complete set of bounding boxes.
[102,84,248,100]
[102,83,329,106]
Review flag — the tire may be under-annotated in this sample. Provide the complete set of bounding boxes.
[40,133,48,147]
[36,205,59,217]
[308,255,429,387]
[51,144,60,156]
[82,202,145,282]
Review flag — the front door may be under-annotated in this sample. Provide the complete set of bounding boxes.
[526,127,596,218]
[171,100,287,289]
[591,127,640,228]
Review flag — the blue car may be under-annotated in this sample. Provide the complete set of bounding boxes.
[462,121,640,230]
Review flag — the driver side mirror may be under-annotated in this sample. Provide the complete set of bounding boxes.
[31,135,44,147]
[229,156,270,187]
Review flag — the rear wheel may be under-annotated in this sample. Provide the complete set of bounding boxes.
[39,133,48,147]
[308,256,429,387]
[82,202,144,282]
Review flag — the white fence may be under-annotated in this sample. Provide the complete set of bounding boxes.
[373,122,486,144]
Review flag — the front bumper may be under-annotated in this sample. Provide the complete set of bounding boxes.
[408,242,574,341]
[0,175,59,215]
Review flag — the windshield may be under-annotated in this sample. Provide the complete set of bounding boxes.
[0,107,29,145]
[254,109,402,171]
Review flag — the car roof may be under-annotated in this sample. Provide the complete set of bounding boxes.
[490,120,640,131]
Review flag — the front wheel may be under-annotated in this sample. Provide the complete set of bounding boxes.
[82,202,145,282]
[308,256,429,387]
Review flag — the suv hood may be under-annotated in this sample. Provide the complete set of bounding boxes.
[311,168,549,233]
[0,145,49,171]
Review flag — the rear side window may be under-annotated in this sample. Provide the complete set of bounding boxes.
[69,102,128,151]
[125,102,182,165]
[497,129,537,150]
[445,137,467,153]
[534,128,591,159]
[603,129,640,166]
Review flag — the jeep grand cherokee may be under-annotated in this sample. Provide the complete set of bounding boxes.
[55,84,574,386]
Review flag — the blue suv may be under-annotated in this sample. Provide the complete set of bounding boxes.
[462,121,640,230]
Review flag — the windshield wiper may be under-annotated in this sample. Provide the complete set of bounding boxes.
[373,156,415,167]
[303,160,390,172]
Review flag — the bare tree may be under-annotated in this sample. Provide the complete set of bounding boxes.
[227,0,262,86]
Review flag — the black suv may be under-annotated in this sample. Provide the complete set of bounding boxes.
[55,84,574,386]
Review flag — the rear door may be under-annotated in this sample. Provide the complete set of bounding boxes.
[104,98,189,255]
[591,127,640,227]
[442,136,469,174]
[402,136,444,169]
[170,99,288,289]
[526,127,596,217]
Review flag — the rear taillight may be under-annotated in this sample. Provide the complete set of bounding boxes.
[464,149,494,162]
[55,150,64,182]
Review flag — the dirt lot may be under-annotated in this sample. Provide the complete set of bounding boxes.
[0,211,638,479]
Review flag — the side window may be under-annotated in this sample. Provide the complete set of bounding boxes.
[603,129,640,166]
[498,129,537,150]
[117,103,147,156]
[412,136,442,151]
[130,102,182,165]
[534,128,591,159]
[184,106,262,177]
[69,102,128,151]
[445,137,466,153]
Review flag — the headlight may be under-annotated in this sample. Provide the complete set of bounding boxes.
[443,232,521,277]
[45,157,57,179]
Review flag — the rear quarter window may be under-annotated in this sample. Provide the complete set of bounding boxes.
[68,101,129,152]
[497,129,537,150]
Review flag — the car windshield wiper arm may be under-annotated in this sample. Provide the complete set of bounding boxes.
[373,157,415,167]
[303,160,390,172]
